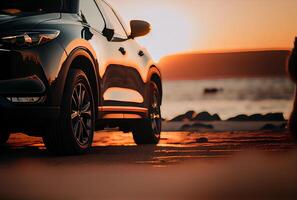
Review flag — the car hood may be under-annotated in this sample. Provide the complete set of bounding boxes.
[0,13,60,32]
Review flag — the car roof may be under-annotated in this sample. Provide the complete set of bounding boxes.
[62,0,106,13]
[62,0,79,13]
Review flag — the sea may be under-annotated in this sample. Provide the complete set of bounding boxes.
[162,77,295,120]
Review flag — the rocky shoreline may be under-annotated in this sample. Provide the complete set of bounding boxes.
[162,111,287,132]
[168,111,286,122]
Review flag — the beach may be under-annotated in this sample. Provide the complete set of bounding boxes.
[0,77,296,200]
[0,126,296,200]
[0,78,295,199]
[0,0,296,199]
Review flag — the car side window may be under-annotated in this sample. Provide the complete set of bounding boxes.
[79,0,105,32]
[98,0,128,40]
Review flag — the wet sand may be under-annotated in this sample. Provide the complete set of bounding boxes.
[1,130,296,164]
[0,130,296,200]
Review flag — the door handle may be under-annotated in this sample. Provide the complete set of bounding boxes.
[119,47,126,55]
[138,50,144,57]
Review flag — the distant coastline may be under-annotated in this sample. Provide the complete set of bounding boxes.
[159,50,291,80]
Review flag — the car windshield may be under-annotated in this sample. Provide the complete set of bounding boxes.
[0,0,62,15]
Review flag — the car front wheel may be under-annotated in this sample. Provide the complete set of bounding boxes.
[43,69,95,155]
[132,81,162,145]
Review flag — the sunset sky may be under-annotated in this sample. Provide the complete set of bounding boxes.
[109,0,297,61]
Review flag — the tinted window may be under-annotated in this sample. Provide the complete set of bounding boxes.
[0,0,62,14]
[112,8,131,36]
[79,0,105,32]
[98,0,127,39]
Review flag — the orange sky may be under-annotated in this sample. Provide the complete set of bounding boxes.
[109,0,297,61]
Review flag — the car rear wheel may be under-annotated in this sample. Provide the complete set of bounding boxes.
[43,69,95,155]
[0,130,10,145]
[132,81,162,145]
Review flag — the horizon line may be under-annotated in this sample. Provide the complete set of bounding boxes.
[159,47,292,60]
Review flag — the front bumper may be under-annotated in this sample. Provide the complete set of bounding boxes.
[0,96,60,133]
[0,37,66,133]
[0,100,60,120]
[0,76,60,131]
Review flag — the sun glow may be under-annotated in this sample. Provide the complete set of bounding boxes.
[109,1,194,61]
[109,0,297,62]
[135,7,194,61]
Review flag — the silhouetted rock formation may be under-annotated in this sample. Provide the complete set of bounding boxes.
[171,111,285,123]
[227,114,249,121]
[260,123,287,131]
[228,113,285,121]
[249,114,265,121]
[288,37,297,137]
[264,113,286,121]
[193,112,221,121]
[203,88,223,94]
[171,111,196,122]
[171,111,221,122]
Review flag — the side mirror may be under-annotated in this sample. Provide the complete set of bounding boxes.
[103,28,114,41]
[129,20,151,39]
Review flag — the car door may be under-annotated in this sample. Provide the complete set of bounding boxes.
[79,0,132,106]
[111,6,151,107]
[96,0,146,108]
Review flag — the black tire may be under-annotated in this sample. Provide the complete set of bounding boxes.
[132,81,162,145]
[43,69,95,155]
[0,130,10,145]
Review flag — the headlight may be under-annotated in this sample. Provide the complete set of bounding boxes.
[0,30,60,48]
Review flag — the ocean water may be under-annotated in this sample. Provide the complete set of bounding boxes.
[162,77,295,120]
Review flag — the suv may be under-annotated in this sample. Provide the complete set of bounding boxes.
[0,0,162,155]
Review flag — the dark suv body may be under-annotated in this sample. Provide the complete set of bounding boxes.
[0,0,162,154]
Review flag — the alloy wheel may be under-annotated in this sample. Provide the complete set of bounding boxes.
[150,89,161,139]
[71,83,93,146]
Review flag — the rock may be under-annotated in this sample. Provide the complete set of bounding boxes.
[263,113,285,121]
[193,112,221,121]
[227,114,249,121]
[212,114,221,121]
[249,114,264,121]
[171,111,196,122]
[204,88,223,94]
[260,123,287,130]
[196,137,209,143]
[228,113,285,121]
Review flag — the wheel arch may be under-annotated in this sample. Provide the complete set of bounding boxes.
[54,47,100,117]
[147,65,163,104]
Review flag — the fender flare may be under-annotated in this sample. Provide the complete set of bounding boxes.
[147,65,162,80]
[146,65,163,105]
[51,47,100,107]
